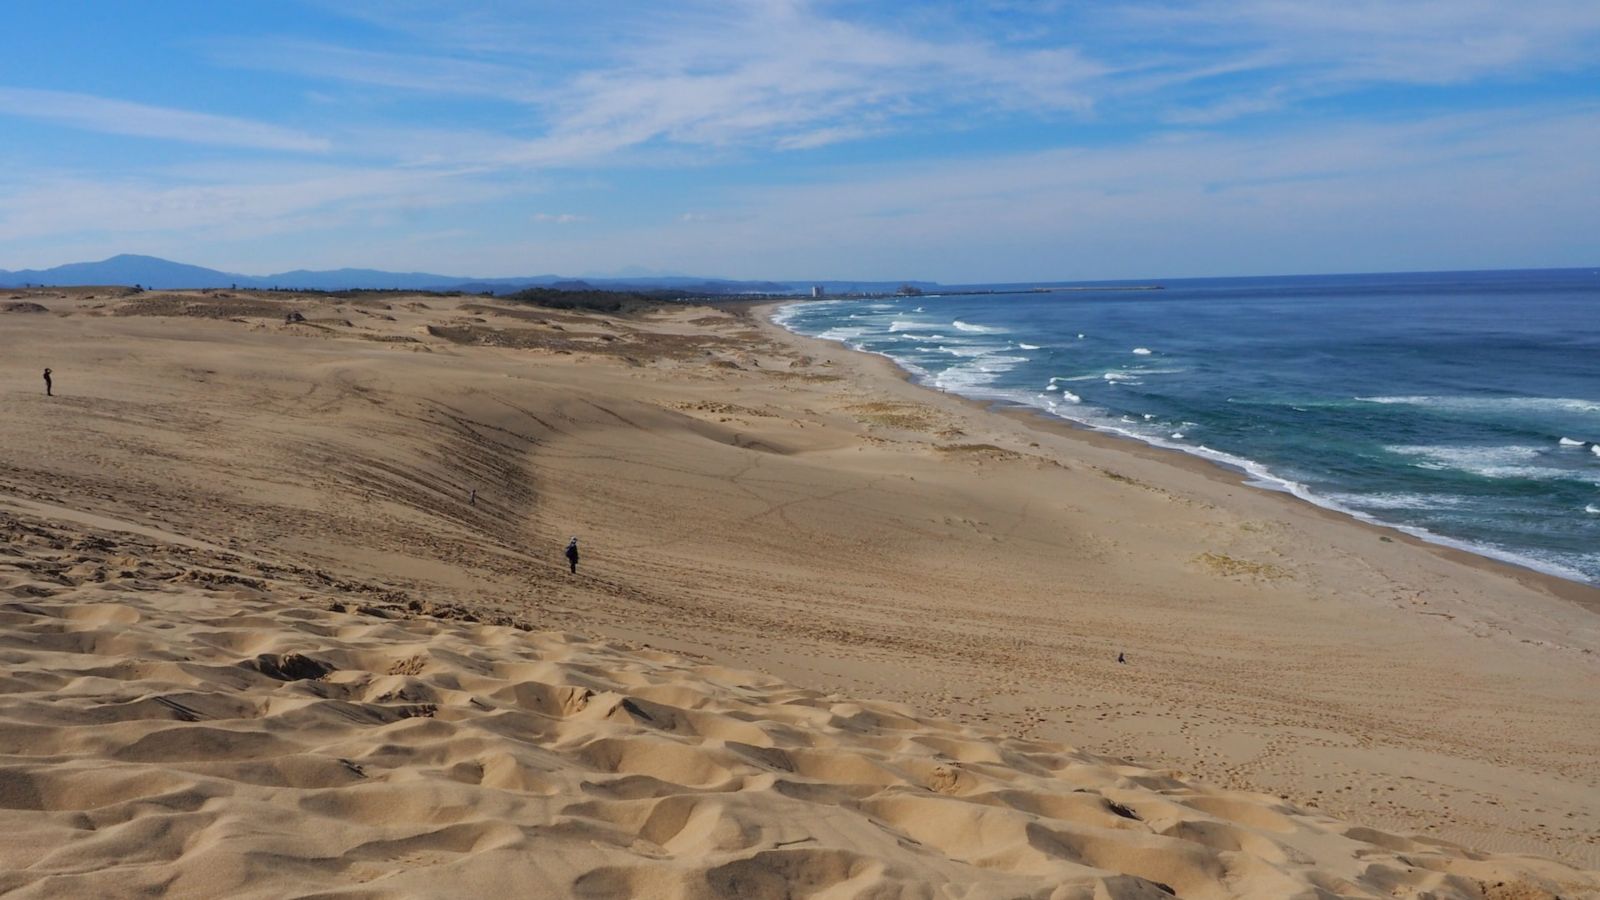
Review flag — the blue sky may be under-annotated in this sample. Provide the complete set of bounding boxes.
[1,1,1598,282]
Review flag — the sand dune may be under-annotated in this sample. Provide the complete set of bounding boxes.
[1,287,1598,896]
[1,509,1593,898]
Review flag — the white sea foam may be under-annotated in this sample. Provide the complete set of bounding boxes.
[1357,395,1600,415]
[769,303,1597,585]
[816,326,867,345]
[1594,445,1600,458]
[935,344,999,358]
[888,319,919,332]
[1076,333,1085,339]
[1559,436,1586,447]
[1103,372,1141,384]
[932,354,1028,391]
[952,320,1001,334]
[1132,347,1152,355]
[1388,444,1599,483]
[1018,343,1040,350]
[1324,492,1467,511]
[768,303,803,328]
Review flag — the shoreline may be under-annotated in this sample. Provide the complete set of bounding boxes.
[6,287,1598,873]
[751,300,1600,615]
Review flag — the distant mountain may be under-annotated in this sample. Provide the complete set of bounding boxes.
[0,254,811,295]
[0,255,252,290]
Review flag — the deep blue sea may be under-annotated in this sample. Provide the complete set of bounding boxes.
[774,269,1600,584]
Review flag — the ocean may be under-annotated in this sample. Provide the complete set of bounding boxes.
[773,269,1600,584]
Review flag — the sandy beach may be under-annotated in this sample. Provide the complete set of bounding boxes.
[1,287,1596,898]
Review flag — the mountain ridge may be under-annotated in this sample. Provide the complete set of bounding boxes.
[0,254,938,295]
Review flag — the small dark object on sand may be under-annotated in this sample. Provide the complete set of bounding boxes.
[253,652,335,681]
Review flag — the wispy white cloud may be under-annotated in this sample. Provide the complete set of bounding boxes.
[0,162,527,246]
[211,41,545,103]
[0,87,329,152]
[1115,1,1600,87]
[191,1,1600,166]
[222,0,1105,167]
[3,1,1598,278]
[506,104,1600,279]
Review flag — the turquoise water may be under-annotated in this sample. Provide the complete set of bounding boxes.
[774,269,1600,583]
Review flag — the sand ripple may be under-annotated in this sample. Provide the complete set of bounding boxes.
[0,512,1594,898]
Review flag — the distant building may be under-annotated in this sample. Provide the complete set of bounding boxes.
[811,285,826,298]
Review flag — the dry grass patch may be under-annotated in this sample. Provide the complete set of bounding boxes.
[671,401,776,418]
[1193,552,1290,580]
[848,402,945,431]
[935,443,1022,461]
[765,371,843,383]
[115,295,297,320]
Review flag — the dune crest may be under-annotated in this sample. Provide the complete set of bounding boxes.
[1,510,1593,899]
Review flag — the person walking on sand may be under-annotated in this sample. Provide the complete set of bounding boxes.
[42,368,52,397]
[565,537,580,574]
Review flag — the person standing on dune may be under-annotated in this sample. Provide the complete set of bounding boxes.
[565,537,580,574]
[42,368,52,397]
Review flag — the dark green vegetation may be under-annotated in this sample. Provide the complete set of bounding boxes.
[503,286,700,314]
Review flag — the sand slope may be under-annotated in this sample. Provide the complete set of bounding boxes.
[1,508,1594,899]
[1,288,1598,894]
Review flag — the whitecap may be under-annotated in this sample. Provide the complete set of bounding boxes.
[1559,436,1585,447]
[1170,432,1185,439]
[1132,347,1153,355]
[888,319,919,332]
[816,326,867,343]
[913,306,924,312]
[1018,343,1040,350]
[1388,444,1598,483]
[1585,504,1599,515]
[952,320,1000,334]
[1060,390,1081,403]
[1045,384,1059,392]
[931,354,1028,391]
[1357,395,1600,415]
[1076,333,1085,339]
[1324,492,1467,511]
[1593,445,1600,458]
[1103,372,1141,383]
[935,344,998,358]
